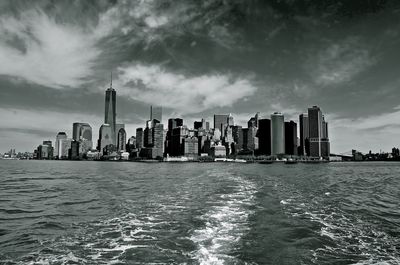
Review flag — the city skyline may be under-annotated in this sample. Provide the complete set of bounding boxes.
[1,1,400,153]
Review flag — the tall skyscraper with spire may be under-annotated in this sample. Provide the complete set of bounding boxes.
[104,73,116,145]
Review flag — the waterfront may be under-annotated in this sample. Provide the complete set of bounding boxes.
[0,160,399,264]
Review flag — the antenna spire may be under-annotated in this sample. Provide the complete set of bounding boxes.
[110,71,113,88]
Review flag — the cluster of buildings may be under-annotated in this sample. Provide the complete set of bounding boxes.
[0,149,33,160]
[131,106,330,160]
[350,148,400,161]
[33,81,331,161]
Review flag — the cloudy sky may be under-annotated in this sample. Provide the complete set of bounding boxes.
[1,0,400,154]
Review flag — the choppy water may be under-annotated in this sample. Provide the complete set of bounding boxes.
[0,160,399,265]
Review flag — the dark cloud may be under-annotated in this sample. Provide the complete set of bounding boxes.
[1,0,400,152]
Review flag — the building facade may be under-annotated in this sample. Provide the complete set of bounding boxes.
[299,113,309,156]
[257,119,271,156]
[271,112,285,155]
[55,132,67,159]
[104,85,116,145]
[285,121,297,155]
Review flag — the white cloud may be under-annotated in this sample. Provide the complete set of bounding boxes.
[309,37,376,86]
[0,10,101,88]
[114,63,258,114]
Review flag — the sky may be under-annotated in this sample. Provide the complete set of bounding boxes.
[1,0,400,154]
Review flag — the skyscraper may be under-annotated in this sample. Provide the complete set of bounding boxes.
[59,138,72,159]
[171,126,188,156]
[248,112,260,128]
[271,112,285,155]
[99,124,113,154]
[285,121,297,155]
[72,123,92,154]
[299,113,309,156]
[117,128,127,152]
[228,114,234,126]
[136,128,144,149]
[245,126,258,152]
[79,124,93,153]
[168,118,183,131]
[167,118,183,155]
[308,105,324,157]
[194,118,208,130]
[257,119,271,156]
[72,123,83,141]
[321,115,330,158]
[69,140,80,160]
[184,136,199,157]
[115,123,125,146]
[232,125,243,151]
[150,106,162,123]
[104,80,116,145]
[55,132,67,159]
[214,114,229,139]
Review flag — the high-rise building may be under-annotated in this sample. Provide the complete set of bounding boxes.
[257,119,271,156]
[115,123,125,146]
[72,123,92,154]
[168,118,183,131]
[228,114,234,126]
[285,121,297,155]
[308,106,323,157]
[152,122,164,156]
[69,140,80,160]
[42,140,54,159]
[184,136,199,157]
[214,114,229,139]
[117,128,127,152]
[194,121,202,130]
[198,135,208,154]
[271,112,285,155]
[307,106,330,158]
[248,112,260,128]
[37,143,53,160]
[210,142,226,157]
[232,125,243,151]
[104,81,116,145]
[322,116,328,139]
[299,114,309,156]
[59,138,72,159]
[321,115,330,158]
[150,106,162,123]
[140,121,164,159]
[144,127,153,147]
[244,126,258,152]
[194,118,209,130]
[79,124,93,154]
[55,132,67,159]
[171,126,188,156]
[99,124,113,154]
[126,136,136,153]
[167,118,183,155]
[136,128,144,149]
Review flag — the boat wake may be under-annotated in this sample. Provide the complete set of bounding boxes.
[189,174,257,265]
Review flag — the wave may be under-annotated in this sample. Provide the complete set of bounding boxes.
[279,192,400,264]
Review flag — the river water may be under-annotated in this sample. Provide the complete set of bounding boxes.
[0,160,399,264]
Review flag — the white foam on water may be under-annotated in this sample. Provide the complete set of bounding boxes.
[280,199,292,205]
[189,176,257,265]
[280,192,400,264]
[17,208,185,264]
